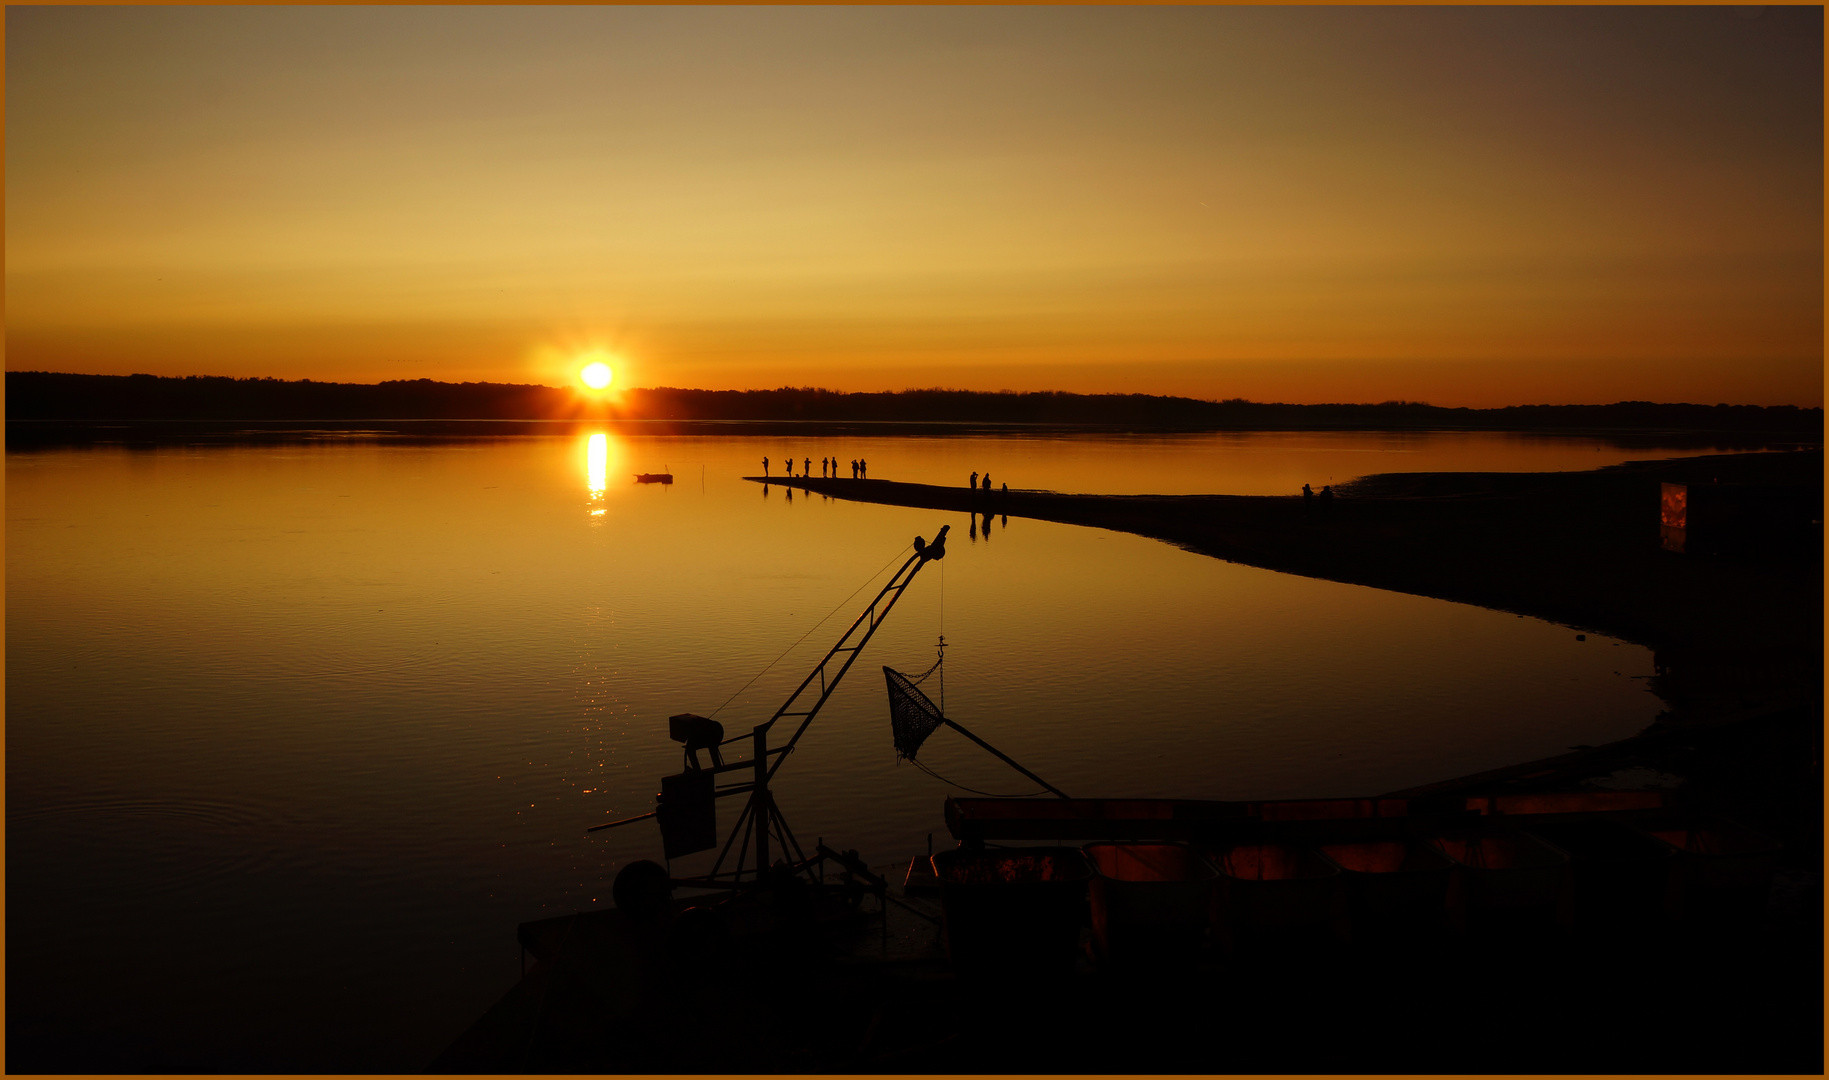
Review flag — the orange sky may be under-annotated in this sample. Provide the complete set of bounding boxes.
[6,7,1822,407]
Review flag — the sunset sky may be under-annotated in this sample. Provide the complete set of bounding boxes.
[7,6,1822,406]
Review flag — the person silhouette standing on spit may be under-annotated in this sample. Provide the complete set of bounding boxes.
[1319,485,1333,513]
[982,473,991,492]
[785,458,793,478]
[763,456,770,477]
[804,457,811,478]
[970,471,978,492]
[1302,483,1313,511]
[860,458,868,479]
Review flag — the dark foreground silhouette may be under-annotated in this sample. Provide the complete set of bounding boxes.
[429,785,1822,1075]
[419,451,1822,1075]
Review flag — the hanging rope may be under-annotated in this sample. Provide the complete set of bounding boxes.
[707,542,913,720]
[938,559,944,714]
[883,560,1062,800]
[908,757,1048,799]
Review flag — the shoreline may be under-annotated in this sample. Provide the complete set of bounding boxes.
[750,449,1822,855]
[749,450,1821,723]
[8,372,1822,435]
[5,416,1822,448]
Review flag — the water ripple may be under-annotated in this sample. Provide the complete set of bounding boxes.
[11,796,287,901]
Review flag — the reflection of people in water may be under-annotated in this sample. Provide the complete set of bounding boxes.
[1001,514,1007,527]
[762,456,770,477]
[969,516,978,540]
[983,512,994,538]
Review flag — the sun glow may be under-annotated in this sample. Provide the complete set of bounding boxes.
[580,361,614,390]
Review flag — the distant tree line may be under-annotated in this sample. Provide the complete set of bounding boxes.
[5,373,570,422]
[6,371,1822,434]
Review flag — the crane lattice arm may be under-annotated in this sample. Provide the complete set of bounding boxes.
[590,524,950,891]
[753,524,949,783]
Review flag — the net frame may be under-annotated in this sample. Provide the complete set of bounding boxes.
[884,666,946,762]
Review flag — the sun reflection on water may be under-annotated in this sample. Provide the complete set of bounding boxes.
[586,433,608,514]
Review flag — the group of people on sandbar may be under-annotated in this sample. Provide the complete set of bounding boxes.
[967,471,1004,496]
[760,455,866,479]
[1301,483,1334,511]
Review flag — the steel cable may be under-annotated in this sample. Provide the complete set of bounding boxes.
[706,542,914,720]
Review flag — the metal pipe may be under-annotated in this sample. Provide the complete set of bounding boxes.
[942,718,1071,799]
[586,810,659,832]
[753,726,770,873]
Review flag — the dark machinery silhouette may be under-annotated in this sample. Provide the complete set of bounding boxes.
[589,525,953,890]
[588,518,1064,905]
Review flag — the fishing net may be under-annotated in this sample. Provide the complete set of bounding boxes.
[884,665,945,762]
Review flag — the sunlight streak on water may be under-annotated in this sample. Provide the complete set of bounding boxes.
[586,432,607,497]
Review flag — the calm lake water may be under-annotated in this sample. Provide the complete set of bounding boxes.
[8,429,1737,1070]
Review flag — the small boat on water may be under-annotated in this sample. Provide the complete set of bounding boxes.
[634,472,674,484]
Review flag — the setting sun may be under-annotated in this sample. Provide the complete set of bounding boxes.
[580,361,613,390]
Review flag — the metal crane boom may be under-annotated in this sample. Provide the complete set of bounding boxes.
[756,523,949,783]
[710,524,947,879]
[592,524,949,892]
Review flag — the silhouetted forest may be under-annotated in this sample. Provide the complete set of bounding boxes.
[6,372,1822,434]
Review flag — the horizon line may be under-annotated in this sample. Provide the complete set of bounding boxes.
[7,370,1823,414]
